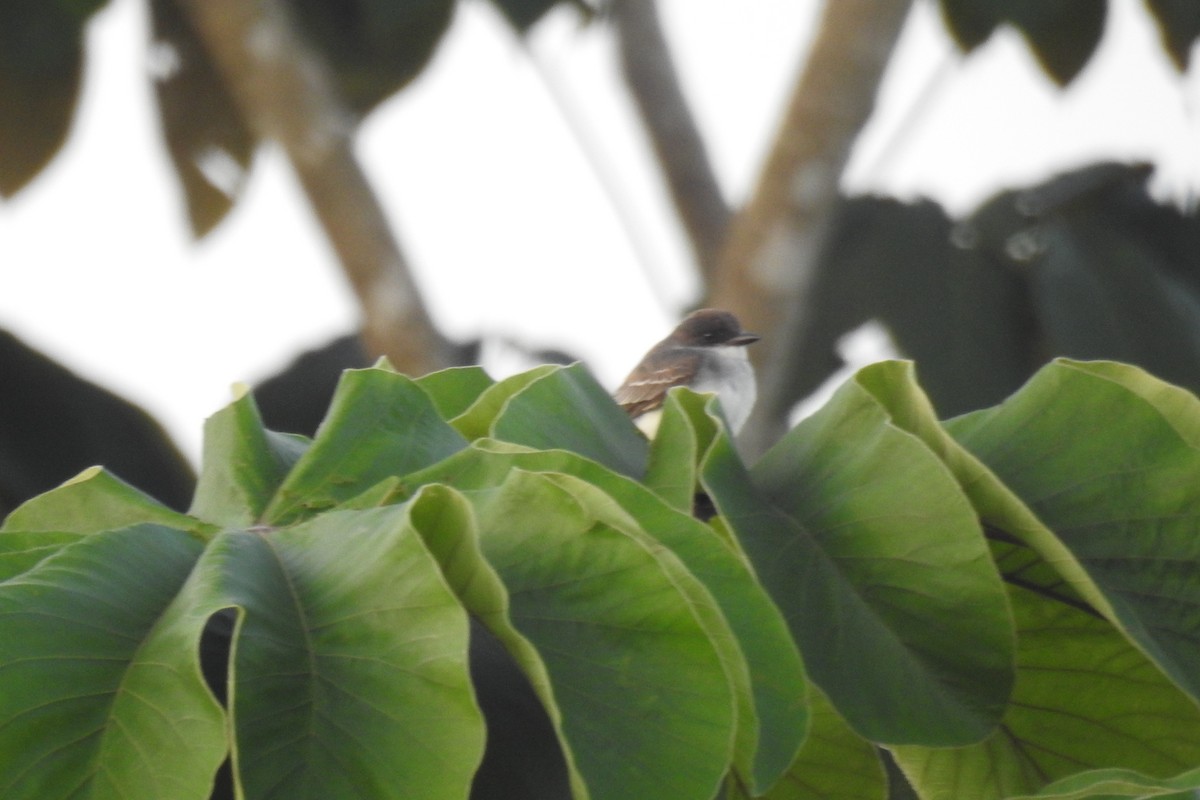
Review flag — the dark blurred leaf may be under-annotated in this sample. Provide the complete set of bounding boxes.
[0,0,107,196]
[1007,0,1106,85]
[985,164,1200,398]
[938,0,1106,85]
[1028,218,1200,392]
[801,163,1200,422]
[488,0,594,32]
[938,0,1002,50]
[149,0,256,237]
[467,615,572,800]
[288,0,455,114]
[254,333,371,436]
[804,198,1035,417]
[1145,0,1200,71]
[0,328,194,515]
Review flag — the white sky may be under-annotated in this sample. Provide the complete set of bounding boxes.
[1,0,1198,462]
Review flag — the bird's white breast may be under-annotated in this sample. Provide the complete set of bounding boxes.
[691,346,757,433]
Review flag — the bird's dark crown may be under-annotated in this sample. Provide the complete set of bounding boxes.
[671,309,758,347]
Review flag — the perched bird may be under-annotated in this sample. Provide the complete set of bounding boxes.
[615,309,759,436]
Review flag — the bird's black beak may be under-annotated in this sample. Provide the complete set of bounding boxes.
[731,333,760,346]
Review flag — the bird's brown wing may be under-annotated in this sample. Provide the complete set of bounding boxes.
[614,350,698,418]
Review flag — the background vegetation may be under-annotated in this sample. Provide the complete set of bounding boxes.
[2,0,1200,798]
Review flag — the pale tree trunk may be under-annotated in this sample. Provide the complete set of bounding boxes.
[175,0,456,375]
[707,0,915,456]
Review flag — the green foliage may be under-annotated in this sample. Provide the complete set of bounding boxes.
[738,376,1014,745]
[3,358,1200,799]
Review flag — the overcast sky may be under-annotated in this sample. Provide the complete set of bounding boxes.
[1,0,1197,461]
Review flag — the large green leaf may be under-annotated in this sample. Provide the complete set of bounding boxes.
[190,385,308,526]
[0,467,210,582]
[642,388,704,512]
[391,437,808,793]
[451,364,559,440]
[1013,765,1200,799]
[450,362,648,478]
[747,684,886,800]
[891,583,1200,800]
[263,366,466,524]
[488,363,649,479]
[424,472,737,800]
[536,471,744,795]
[948,360,1200,704]
[852,360,1103,618]
[640,389,814,790]
[0,524,224,800]
[706,366,1014,745]
[1077,360,1200,447]
[416,365,495,420]
[857,359,1200,797]
[2,465,206,537]
[0,530,83,581]
[201,502,482,799]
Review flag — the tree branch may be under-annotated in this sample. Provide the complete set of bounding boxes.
[707,0,914,456]
[611,0,730,282]
[174,0,456,375]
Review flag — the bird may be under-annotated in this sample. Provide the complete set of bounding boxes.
[614,309,759,437]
